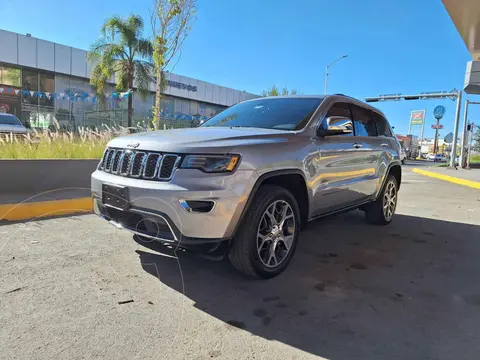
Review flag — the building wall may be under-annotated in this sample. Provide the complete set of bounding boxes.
[0,29,257,109]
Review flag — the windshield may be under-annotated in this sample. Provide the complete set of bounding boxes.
[201,97,324,130]
[0,114,22,126]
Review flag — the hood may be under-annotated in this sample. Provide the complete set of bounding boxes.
[0,125,28,134]
[107,127,293,154]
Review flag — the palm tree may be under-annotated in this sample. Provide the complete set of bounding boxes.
[89,15,153,128]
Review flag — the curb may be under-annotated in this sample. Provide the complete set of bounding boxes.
[412,168,480,190]
[0,197,93,221]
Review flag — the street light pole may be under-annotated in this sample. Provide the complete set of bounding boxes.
[450,90,463,168]
[324,55,348,95]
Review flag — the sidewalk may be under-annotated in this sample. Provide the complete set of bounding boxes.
[0,189,92,222]
[426,166,480,182]
[412,166,480,190]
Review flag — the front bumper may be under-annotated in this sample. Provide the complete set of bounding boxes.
[91,167,258,243]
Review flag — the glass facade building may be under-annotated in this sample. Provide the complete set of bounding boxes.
[0,29,257,130]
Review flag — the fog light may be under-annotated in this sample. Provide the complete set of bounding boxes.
[179,200,215,213]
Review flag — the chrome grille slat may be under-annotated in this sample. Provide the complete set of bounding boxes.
[111,150,123,174]
[120,151,134,176]
[131,152,147,177]
[100,147,179,181]
[105,149,115,171]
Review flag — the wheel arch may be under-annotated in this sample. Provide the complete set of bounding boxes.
[231,169,310,238]
[375,162,402,200]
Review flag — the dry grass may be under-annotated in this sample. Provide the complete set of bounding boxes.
[0,125,132,159]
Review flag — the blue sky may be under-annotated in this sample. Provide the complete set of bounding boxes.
[1,0,477,138]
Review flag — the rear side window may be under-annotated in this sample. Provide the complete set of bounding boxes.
[373,112,392,137]
[350,105,377,136]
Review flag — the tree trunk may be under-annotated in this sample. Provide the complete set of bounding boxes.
[154,66,162,129]
[127,77,133,128]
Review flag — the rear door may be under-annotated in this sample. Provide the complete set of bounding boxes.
[372,111,398,194]
[349,105,383,199]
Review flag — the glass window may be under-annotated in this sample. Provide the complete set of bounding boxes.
[351,105,378,136]
[373,111,392,137]
[0,113,22,125]
[161,97,174,117]
[39,72,55,108]
[0,65,21,87]
[202,97,324,130]
[22,70,38,106]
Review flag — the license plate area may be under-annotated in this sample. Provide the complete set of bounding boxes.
[102,184,129,211]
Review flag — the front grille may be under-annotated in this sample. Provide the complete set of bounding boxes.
[99,148,180,181]
[104,207,175,241]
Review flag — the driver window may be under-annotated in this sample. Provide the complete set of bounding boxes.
[320,102,353,136]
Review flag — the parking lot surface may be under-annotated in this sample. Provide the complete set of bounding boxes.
[1,168,480,360]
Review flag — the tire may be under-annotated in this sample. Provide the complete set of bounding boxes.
[228,185,301,279]
[364,174,398,225]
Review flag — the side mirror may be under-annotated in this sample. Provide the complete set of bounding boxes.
[317,116,353,137]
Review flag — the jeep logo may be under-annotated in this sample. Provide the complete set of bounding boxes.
[126,142,140,149]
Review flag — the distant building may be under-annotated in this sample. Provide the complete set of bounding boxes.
[0,29,258,130]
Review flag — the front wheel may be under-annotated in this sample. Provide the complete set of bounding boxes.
[365,175,398,225]
[228,185,301,279]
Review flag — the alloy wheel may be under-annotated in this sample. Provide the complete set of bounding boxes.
[256,200,295,268]
[383,180,397,221]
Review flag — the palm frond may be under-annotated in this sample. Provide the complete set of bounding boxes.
[134,61,153,100]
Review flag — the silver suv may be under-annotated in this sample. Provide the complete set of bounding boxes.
[91,95,402,278]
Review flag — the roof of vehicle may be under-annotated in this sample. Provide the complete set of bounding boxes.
[0,113,16,116]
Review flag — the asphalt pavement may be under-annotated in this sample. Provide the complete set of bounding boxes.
[1,167,480,360]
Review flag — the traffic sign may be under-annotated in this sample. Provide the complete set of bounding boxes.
[444,132,453,143]
[431,124,444,129]
[433,105,446,120]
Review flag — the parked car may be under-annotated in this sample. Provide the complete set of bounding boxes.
[0,113,28,135]
[92,95,402,278]
[427,153,447,162]
[400,148,407,164]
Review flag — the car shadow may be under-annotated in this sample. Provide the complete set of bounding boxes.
[133,211,480,360]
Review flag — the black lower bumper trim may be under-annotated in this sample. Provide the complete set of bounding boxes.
[95,199,230,247]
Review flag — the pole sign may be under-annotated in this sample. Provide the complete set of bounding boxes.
[431,124,444,129]
[433,105,446,120]
[410,110,425,125]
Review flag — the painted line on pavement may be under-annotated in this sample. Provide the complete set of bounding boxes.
[0,197,93,221]
[412,168,480,190]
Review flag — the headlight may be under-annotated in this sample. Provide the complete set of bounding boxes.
[180,154,240,173]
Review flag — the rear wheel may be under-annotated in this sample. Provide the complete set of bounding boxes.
[228,185,300,279]
[365,174,398,225]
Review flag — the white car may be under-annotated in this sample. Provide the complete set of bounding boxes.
[0,113,28,135]
[400,148,407,164]
[427,153,447,162]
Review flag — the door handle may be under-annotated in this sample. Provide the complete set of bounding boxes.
[353,143,363,149]
[380,143,389,147]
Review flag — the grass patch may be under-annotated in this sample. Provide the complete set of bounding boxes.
[0,127,124,159]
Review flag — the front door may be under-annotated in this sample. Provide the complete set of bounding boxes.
[312,102,365,216]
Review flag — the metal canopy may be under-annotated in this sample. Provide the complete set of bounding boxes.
[443,0,480,60]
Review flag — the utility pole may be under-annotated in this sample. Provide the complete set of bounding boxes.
[324,55,348,95]
[433,118,440,154]
[460,99,469,167]
[466,122,475,169]
[450,90,463,168]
